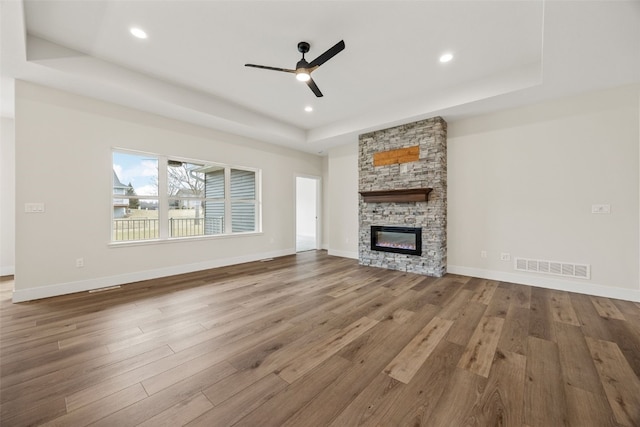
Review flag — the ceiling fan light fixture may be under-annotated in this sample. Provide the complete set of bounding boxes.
[296,71,311,82]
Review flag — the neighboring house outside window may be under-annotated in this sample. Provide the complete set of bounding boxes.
[112,170,132,219]
[174,189,201,209]
[230,168,258,233]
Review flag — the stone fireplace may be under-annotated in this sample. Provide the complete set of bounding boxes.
[359,117,446,276]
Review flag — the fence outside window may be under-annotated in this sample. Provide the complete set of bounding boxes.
[113,217,224,241]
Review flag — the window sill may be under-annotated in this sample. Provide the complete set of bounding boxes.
[108,231,264,248]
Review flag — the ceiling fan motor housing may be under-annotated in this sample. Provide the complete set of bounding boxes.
[297,41,310,54]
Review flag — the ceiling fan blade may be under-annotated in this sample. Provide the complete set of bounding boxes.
[245,64,295,73]
[306,77,323,97]
[308,40,345,68]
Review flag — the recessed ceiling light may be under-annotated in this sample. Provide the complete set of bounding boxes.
[304,106,313,112]
[439,53,453,63]
[130,27,148,39]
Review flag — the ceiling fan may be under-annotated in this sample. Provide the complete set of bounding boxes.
[245,40,345,97]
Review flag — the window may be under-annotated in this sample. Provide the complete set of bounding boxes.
[231,169,257,233]
[112,150,260,242]
[112,152,159,241]
[166,160,209,238]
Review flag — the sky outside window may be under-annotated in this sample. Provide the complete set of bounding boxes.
[112,152,158,196]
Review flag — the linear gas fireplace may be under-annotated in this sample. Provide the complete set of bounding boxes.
[371,226,422,256]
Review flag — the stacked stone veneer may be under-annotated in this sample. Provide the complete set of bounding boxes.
[359,117,447,276]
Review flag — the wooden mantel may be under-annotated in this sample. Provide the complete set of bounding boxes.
[359,188,432,203]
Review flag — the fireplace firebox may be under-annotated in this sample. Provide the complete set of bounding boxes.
[371,226,422,256]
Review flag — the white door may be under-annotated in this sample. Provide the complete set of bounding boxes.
[296,176,318,252]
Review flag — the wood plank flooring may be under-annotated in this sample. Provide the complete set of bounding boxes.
[1,251,640,426]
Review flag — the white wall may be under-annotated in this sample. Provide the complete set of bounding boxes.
[327,142,359,259]
[325,84,640,301]
[448,84,639,301]
[14,81,323,301]
[1,117,15,276]
[13,81,640,302]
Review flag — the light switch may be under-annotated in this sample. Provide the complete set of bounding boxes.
[591,204,610,214]
[25,203,45,213]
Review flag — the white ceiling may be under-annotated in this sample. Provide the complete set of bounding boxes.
[1,1,639,154]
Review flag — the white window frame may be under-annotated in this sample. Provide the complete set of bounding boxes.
[111,148,262,245]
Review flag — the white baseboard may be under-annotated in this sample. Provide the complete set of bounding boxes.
[12,248,296,303]
[14,257,638,303]
[327,249,358,260]
[1,265,15,276]
[447,265,640,302]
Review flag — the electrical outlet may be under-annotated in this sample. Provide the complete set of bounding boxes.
[25,203,45,213]
[500,253,511,261]
[76,258,84,268]
[480,250,487,259]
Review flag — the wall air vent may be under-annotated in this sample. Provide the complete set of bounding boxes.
[514,257,590,279]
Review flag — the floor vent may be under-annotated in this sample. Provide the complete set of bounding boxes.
[514,257,590,279]
[89,285,121,293]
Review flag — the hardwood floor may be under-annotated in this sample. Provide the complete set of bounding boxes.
[1,251,640,426]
